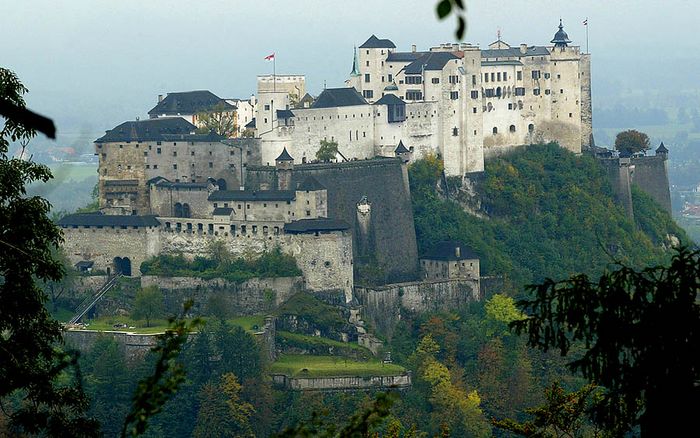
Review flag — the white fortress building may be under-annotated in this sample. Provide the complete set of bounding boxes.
[253,21,592,176]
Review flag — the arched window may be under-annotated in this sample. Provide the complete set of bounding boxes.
[174,202,183,218]
[528,123,535,133]
[492,127,498,135]
[182,203,191,218]
[452,127,459,136]
[496,87,502,98]
[509,125,516,133]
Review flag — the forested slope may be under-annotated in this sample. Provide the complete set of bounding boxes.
[411,143,688,289]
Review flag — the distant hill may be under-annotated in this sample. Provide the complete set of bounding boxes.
[410,143,689,290]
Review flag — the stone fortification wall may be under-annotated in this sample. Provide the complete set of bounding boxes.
[64,330,158,362]
[631,155,672,214]
[247,159,419,283]
[61,226,160,276]
[141,275,303,315]
[271,373,411,391]
[355,278,479,336]
[158,230,354,301]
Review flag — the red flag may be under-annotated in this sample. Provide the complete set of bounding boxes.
[264,53,275,61]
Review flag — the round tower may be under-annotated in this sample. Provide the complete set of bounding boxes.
[275,147,294,190]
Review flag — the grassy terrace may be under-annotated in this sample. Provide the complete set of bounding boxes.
[68,315,265,335]
[270,354,406,378]
[277,331,370,352]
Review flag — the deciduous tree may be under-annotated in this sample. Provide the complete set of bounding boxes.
[0,67,97,436]
[132,285,165,327]
[315,139,338,162]
[195,102,237,138]
[613,129,650,155]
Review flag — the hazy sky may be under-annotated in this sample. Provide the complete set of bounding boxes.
[2,0,697,141]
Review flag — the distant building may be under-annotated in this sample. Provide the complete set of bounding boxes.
[252,21,592,176]
[420,240,480,282]
[148,90,238,137]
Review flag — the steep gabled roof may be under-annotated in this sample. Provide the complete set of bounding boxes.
[359,35,396,49]
[161,132,225,142]
[374,94,405,106]
[403,52,458,74]
[95,118,196,143]
[57,213,160,228]
[480,46,550,59]
[387,51,427,62]
[656,142,669,153]
[148,90,234,116]
[283,218,350,234]
[276,109,295,119]
[297,176,325,191]
[311,88,368,109]
[208,190,295,202]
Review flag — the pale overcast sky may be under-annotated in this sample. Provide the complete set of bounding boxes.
[1,0,696,139]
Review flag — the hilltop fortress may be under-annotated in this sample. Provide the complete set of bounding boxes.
[256,21,591,176]
[59,22,591,302]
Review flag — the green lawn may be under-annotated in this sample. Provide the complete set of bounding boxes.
[72,314,266,335]
[277,331,370,352]
[270,354,405,377]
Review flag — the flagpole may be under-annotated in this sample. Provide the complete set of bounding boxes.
[586,17,589,54]
[273,54,276,93]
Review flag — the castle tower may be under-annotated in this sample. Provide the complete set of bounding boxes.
[656,142,669,160]
[275,147,294,190]
[295,176,327,219]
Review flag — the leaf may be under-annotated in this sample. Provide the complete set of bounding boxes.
[456,16,466,39]
[436,0,452,19]
[454,0,464,9]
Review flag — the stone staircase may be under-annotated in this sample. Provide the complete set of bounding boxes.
[68,274,122,324]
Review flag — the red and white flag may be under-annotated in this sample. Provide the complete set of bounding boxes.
[264,52,275,61]
[583,18,588,26]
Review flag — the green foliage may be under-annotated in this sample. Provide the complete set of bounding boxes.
[316,138,338,162]
[493,382,602,437]
[270,355,405,378]
[435,0,466,39]
[0,67,98,436]
[410,143,683,289]
[275,292,347,329]
[632,185,688,245]
[132,285,165,328]
[192,373,255,438]
[511,247,700,436]
[276,331,372,359]
[121,301,203,437]
[614,129,650,154]
[140,246,301,283]
[195,102,237,137]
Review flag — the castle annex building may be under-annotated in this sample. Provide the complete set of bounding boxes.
[253,21,591,176]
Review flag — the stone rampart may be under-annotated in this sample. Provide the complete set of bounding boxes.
[271,373,411,391]
[631,155,672,214]
[141,275,303,315]
[247,159,419,284]
[355,278,479,336]
[63,329,159,362]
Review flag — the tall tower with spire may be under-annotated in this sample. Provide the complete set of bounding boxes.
[551,19,572,50]
[346,46,362,90]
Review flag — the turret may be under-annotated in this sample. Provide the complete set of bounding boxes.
[551,19,572,49]
[656,142,669,160]
[395,140,411,163]
[275,147,294,190]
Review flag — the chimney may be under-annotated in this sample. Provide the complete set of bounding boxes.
[158,94,164,103]
[519,44,527,54]
[455,246,461,258]
[411,44,417,53]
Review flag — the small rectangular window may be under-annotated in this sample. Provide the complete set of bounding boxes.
[364,73,370,83]
[517,71,522,80]
[431,77,439,84]
[157,147,162,154]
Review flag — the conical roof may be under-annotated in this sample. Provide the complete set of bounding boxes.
[656,142,669,153]
[395,140,409,154]
[551,20,572,47]
[275,147,294,161]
